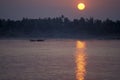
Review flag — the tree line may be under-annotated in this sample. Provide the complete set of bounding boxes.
[0,15,120,39]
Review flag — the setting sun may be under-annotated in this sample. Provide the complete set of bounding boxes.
[77,3,85,11]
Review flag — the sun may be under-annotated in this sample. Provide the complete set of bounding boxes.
[77,3,85,11]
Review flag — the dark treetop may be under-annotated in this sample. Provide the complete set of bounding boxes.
[0,16,120,39]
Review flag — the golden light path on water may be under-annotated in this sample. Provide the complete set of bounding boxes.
[75,41,87,80]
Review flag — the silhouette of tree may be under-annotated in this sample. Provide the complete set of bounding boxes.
[0,16,120,39]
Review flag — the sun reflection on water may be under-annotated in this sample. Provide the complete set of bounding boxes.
[75,41,87,80]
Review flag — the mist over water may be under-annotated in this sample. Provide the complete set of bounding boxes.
[0,40,120,80]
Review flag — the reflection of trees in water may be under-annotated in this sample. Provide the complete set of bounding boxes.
[75,41,87,80]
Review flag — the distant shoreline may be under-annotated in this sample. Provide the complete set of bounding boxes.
[0,36,120,40]
[0,17,120,40]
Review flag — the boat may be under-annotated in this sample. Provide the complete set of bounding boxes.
[30,39,45,42]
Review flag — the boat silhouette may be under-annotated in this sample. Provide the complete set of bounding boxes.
[30,39,45,42]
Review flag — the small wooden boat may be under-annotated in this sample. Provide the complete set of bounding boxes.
[30,39,45,42]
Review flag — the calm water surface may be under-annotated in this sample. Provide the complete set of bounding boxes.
[0,39,120,80]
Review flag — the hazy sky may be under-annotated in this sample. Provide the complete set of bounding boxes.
[0,0,120,20]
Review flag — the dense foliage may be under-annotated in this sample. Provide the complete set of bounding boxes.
[0,15,120,39]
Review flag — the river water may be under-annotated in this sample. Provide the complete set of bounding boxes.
[0,39,120,80]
